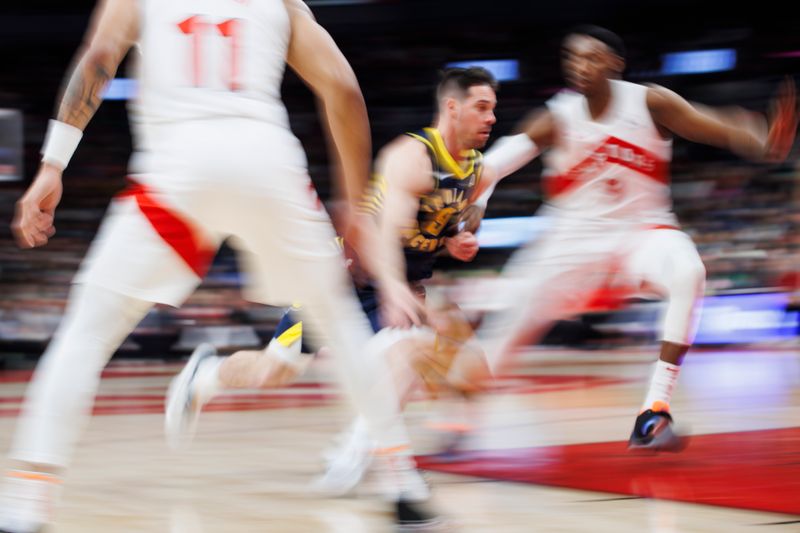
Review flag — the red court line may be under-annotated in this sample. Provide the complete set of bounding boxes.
[0,369,330,384]
[0,392,335,418]
[0,367,335,385]
[0,369,177,383]
[0,369,626,389]
[417,427,800,515]
[490,375,631,394]
[0,374,631,417]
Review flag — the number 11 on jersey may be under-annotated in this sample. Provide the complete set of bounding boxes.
[177,15,242,91]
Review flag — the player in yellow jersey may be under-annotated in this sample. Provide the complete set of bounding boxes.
[166,68,506,506]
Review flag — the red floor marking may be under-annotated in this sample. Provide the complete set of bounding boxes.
[0,391,338,418]
[0,369,176,383]
[491,374,631,394]
[0,370,37,384]
[1,364,630,390]
[0,374,631,417]
[417,427,800,515]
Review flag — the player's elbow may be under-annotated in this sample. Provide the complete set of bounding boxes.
[80,41,119,76]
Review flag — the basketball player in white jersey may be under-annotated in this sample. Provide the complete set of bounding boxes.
[1,1,438,531]
[448,25,798,450]
[165,67,499,497]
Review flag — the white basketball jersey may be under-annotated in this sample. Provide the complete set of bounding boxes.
[130,0,291,134]
[544,80,676,226]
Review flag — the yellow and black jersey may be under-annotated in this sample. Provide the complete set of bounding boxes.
[359,127,483,281]
[411,127,486,280]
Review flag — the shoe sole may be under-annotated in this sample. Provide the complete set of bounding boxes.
[395,517,451,532]
[310,451,373,498]
[164,343,217,450]
[628,427,690,453]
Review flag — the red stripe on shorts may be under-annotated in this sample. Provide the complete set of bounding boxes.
[119,181,215,278]
[645,224,680,231]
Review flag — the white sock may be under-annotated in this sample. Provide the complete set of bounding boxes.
[372,453,430,502]
[344,416,371,452]
[0,470,62,532]
[641,359,681,413]
[268,337,310,373]
[193,356,223,405]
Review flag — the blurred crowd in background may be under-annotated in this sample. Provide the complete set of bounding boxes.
[0,0,798,359]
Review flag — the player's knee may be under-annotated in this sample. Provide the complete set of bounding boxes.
[446,341,491,393]
[670,256,706,296]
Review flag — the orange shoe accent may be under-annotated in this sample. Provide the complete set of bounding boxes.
[651,401,671,413]
[6,470,63,484]
[375,445,410,456]
[425,422,473,434]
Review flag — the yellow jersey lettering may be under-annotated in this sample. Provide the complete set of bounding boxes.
[421,206,456,236]
[406,232,441,252]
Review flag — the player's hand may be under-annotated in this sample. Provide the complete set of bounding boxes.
[12,163,63,249]
[765,77,798,162]
[379,278,425,329]
[445,231,479,262]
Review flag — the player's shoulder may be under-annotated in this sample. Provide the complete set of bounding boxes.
[549,88,581,102]
[283,0,314,17]
[643,83,684,113]
[374,134,433,190]
[377,134,429,165]
[546,88,583,112]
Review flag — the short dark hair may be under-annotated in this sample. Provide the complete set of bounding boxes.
[565,25,626,60]
[436,67,498,102]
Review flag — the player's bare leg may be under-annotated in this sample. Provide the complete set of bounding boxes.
[165,313,310,449]
[315,295,486,497]
[627,231,705,452]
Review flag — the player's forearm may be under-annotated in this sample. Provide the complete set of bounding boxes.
[56,47,118,131]
[650,88,776,162]
[371,201,416,291]
[691,104,770,160]
[483,133,540,182]
[40,47,116,171]
[471,180,496,210]
[700,107,770,159]
[665,111,769,161]
[373,222,408,289]
[383,240,408,285]
[725,125,771,161]
[322,84,372,206]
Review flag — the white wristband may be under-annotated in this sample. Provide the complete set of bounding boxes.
[41,119,83,170]
[484,133,539,180]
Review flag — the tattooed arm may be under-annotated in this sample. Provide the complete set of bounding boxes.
[57,0,139,129]
[12,0,138,248]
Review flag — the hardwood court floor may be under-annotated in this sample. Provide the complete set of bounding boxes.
[1,345,798,532]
